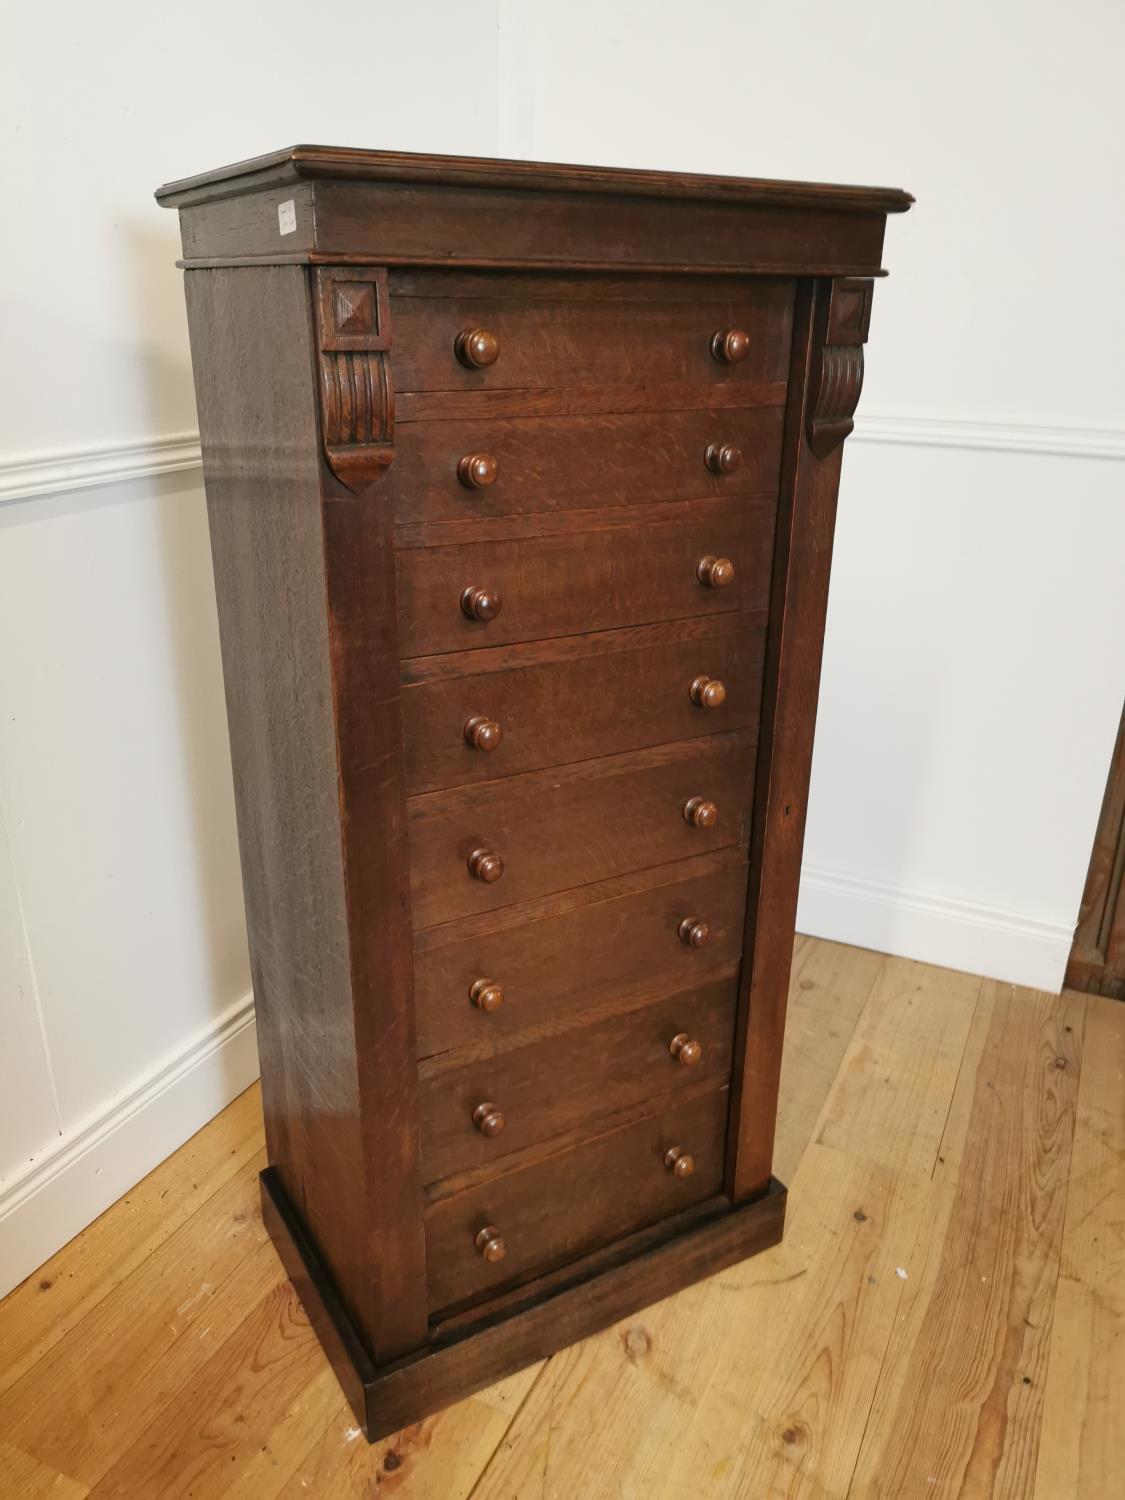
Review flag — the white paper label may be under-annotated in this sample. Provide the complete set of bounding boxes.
[277,199,297,236]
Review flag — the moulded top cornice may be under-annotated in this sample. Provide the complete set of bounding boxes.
[155,143,915,215]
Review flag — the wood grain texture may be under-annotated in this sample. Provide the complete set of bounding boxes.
[725,276,873,1202]
[156,144,913,215]
[0,1154,275,1487]
[425,1089,731,1316]
[814,954,983,1176]
[403,616,764,793]
[183,265,427,1362]
[4,942,1109,1496]
[388,279,794,391]
[472,1141,929,1499]
[771,936,885,1183]
[386,404,785,524]
[395,494,775,657]
[418,980,737,1182]
[1035,994,1125,1500]
[1066,704,1125,999]
[159,150,912,1443]
[0,1083,263,1401]
[852,981,1085,1498]
[396,379,787,420]
[407,731,755,927]
[413,854,747,1058]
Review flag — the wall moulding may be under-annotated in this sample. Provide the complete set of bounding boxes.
[3,416,1122,509]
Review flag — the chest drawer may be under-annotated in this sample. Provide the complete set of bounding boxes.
[389,278,794,392]
[396,496,775,659]
[419,978,736,1183]
[425,1086,729,1316]
[385,405,784,525]
[408,730,754,928]
[414,854,748,1059]
[403,616,765,794]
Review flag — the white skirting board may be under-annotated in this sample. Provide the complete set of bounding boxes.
[797,865,1075,994]
[0,992,259,1300]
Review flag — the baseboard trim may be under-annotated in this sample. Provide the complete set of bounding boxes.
[797,864,1074,993]
[0,991,258,1299]
[2,413,1123,506]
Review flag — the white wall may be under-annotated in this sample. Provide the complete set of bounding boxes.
[504,0,1125,987]
[0,0,506,1296]
[1,0,1122,1292]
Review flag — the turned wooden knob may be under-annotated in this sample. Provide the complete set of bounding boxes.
[461,586,502,622]
[469,978,504,1013]
[458,453,499,489]
[455,329,500,368]
[665,1146,695,1178]
[464,715,503,752]
[678,917,711,949]
[670,1032,702,1067]
[683,797,718,829]
[475,1225,507,1262]
[697,556,735,589]
[468,848,504,883]
[710,328,751,364]
[689,675,727,709]
[472,1101,506,1137]
[705,442,743,475]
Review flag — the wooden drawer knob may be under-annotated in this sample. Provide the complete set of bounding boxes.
[669,1032,702,1067]
[464,714,503,752]
[468,848,504,883]
[705,442,743,475]
[461,586,502,622]
[683,797,718,829]
[458,453,499,489]
[689,675,727,709]
[678,918,711,949]
[710,328,750,364]
[472,1101,506,1137]
[475,1225,507,1262]
[469,978,505,1013]
[664,1146,695,1178]
[455,329,500,368]
[697,556,735,589]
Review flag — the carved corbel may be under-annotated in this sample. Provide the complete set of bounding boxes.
[806,278,873,459]
[313,267,395,491]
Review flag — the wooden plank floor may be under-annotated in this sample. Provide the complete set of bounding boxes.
[0,938,1121,1498]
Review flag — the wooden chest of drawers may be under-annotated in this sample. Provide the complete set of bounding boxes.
[157,145,911,1440]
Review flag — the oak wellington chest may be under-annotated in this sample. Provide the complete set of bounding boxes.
[156,145,912,1441]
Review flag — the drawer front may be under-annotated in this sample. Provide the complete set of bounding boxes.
[415,856,749,1059]
[396,496,776,659]
[385,405,785,524]
[425,1086,729,1315]
[389,282,794,392]
[420,978,736,1182]
[403,617,765,794]
[408,731,755,928]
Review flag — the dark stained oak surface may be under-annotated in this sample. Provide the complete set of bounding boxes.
[388,280,794,391]
[395,496,776,657]
[413,854,748,1058]
[424,1087,731,1316]
[418,979,737,1182]
[163,142,909,1440]
[407,731,756,928]
[386,405,786,524]
[402,616,766,794]
[157,144,913,214]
